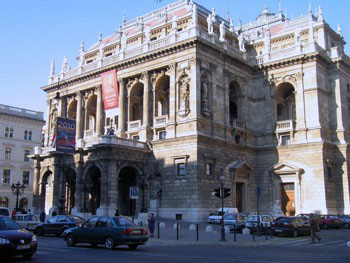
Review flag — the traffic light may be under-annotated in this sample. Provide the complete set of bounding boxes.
[214,188,221,198]
[223,188,231,198]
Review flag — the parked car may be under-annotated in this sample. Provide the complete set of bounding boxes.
[0,207,10,217]
[320,215,343,229]
[340,215,350,229]
[271,217,311,237]
[62,216,148,250]
[35,215,85,236]
[208,208,238,224]
[0,215,37,259]
[245,214,274,233]
[223,213,248,232]
[14,214,41,231]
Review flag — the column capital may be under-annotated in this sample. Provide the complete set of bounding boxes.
[95,85,102,93]
[141,71,150,82]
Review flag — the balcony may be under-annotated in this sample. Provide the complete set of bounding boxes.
[153,115,168,128]
[128,120,142,131]
[84,129,95,138]
[276,120,294,133]
[230,119,245,131]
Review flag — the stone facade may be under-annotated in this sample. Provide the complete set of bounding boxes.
[0,104,45,212]
[33,0,350,221]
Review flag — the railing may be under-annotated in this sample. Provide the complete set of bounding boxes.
[0,104,44,120]
[276,120,294,133]
[103,54,119,66]
[83,61,98,73]
[230,119,245,130]
[125,47,144,59]
[101,136,147,149]
[84,129,95,138]
[154,115,168,127]
[128,120,142,130]
[149,37,170,51]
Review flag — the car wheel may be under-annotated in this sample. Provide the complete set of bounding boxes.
[22,253,34,259]
[292,229,298,238]
[65,234,75,247]
[36,227,44,236]
[128,244,138,250]
[105,236,114,250]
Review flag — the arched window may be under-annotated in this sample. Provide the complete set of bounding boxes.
[19,198,28,212]
[276,83,295,121]
[28,131,32,141]
[277,104,284,121]
[5,127,9,137]
[0,197,9,208]
[24,130,28,140]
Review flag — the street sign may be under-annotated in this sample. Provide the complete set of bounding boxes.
[129,186,138,199]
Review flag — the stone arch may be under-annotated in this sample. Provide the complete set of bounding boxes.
[0,196,9,208]
[86,94,97,131]
[67,99,77,120]
[64,168,76,215]
[19,198,28,212]
[229,80,243,124]
[84,164,102,215]
[129,82,144,122]
[154,74,170,117]
[40,169,53,215]
[275,82,296,122]
[117,165,140,216]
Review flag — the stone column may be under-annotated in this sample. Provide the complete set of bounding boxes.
[96,85,103,136]
[118,79,126,137]
[45,99,51,146]
[96,160,109,216]
[142,72,150,127]
[32,157,41,214]
[76,92,83,139]
[71,153,83,214]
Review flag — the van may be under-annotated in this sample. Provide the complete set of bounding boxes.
[0,207,10,217]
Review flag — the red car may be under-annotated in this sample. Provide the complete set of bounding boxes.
[320,215,343,229]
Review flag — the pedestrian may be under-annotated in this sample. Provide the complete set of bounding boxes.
[147,213,155,237]
[11,209,16,219]
[309,213,321,243]
[40,210,46,223]
[52,211,57,217]
[28,209,32,215]
[115,209,120,216]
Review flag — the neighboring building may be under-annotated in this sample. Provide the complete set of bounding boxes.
[33,0,350,221]
[0,104,45,212]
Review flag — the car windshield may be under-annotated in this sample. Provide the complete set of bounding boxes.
[69,216,84,223]
[275,217,293,223]
[114,217,135,226]
[247,215,259,222]
[0,209,9,216]
[24,215,37,221]
[224,215,236,220]
[0,217,21,230]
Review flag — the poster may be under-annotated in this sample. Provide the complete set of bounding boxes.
[56,117,76,153]
[101,69,119,110]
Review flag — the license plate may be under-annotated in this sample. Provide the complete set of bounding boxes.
[275,230,282,232]
[17,244,30,250]
[133,230,141,234]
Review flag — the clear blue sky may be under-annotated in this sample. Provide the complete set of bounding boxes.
[1,0,349,117]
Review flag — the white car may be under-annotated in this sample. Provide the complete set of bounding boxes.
[0,207,10,217]
[14,214,41,231]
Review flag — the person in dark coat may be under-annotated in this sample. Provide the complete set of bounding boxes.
[148,213,155,237]
[40,210,46,223]
[309,213,321,243]
[115,209,120,216]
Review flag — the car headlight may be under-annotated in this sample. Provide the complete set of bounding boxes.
[0,238,10,244]
[31,235,37,242]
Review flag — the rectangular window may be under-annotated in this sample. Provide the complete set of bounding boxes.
[9,128,13,138]
[24,150,30,162]
[24,130,28,140]
[3,169,10,184]
[281,135,290,146]
[105,53,112,57]
[159,131,167,140]
[177,163,186,176]
[206,163,212,176]
[5,147,11,160]
[132,136,140,141]
[5,127,9,137]
[28,131,32,141]
[23,171,30,185]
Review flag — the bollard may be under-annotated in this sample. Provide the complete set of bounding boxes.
[176,223,179,240]
[234,224,237,242]
[265,223,268,240]
[253,227,256,241]
[196,224,199,241]
[158,222,160,239]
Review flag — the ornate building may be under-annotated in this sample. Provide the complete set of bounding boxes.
[32,0,350,221]
[0,104,44,212]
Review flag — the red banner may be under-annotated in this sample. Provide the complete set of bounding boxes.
[101,70,119,110]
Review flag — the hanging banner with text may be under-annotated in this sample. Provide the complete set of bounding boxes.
[101,69,119,110]
[56,117,76,154]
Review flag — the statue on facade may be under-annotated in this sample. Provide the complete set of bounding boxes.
[144,26,151,43]
[61,56,68,73]
[207,9,216,35]
[238,33,246,52]
[264,26,271,53]
[201,80,210,115]
[78,41,85,67]
[294,25,301,44]
[179,77,190,114]
[50,110,58,136]
[219,21,226,42]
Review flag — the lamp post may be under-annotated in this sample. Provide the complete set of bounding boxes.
[11,181,25,212]
[219,169,226,242]
[140,173,147,213]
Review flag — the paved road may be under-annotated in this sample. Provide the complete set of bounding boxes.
[5,229,350,263]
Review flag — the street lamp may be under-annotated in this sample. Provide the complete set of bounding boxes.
[140,173,147,213]
[11,181,25,212]
[219,169,226,242]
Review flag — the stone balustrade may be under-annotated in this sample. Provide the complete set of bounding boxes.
[276,120,294,133]
[128,120,142,130]
[154,115,168,128]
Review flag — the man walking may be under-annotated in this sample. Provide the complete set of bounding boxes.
[309,213,321,243]
[148,213,155,237]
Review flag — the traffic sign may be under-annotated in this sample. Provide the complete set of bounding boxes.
[129,186,138,199]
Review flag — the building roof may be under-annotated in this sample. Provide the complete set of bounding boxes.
[0,104,44,122]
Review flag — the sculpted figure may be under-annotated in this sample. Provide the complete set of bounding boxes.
[179,78,189,111]
[219,21,226,42]
[238,33,246,52]
[61,56,68,73]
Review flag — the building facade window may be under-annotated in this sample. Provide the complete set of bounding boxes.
[206,163,212,176]
[177,163,186,176]
[9,128,13,138]
[0,197,9,208]
[280,135,291,146]
[5,147,11,160]
[24,150,30,162]
[24,130,28,140]
[159,130,167,140]
[28,131,32,141]
[3,169,11,184]
[23,171,30,185]
[5,127,9,137]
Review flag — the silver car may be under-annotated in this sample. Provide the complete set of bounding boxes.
[223,213,248,232]
[14,214,41,231]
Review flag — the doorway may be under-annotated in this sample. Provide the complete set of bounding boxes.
[118,167,138,216]
[280,183,295,216]
[236,183,244,212]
